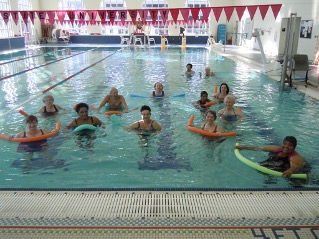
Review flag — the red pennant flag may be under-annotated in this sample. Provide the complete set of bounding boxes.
[0,12,10,25]
[223,7,234,21]
[97,10,107,24]
[57,11,66,24]
[148,9,158,25]
[180,8,190,23]
[159,9,169,25]
[190,8,200,21]
[47,11,56,24]
[247,5,258,20]
[235,6,246,20]
[10,11,20,25]
[138,10,148,23]
[212,7,223,22]
[77,11,86,21]
[19,11,29,25]
[128,10,138,25]
[106,10,117,25]
[200,8,211,23]
[67,11,77,25]
[270,4,281,20]
[169,9,179,24]
[118,10,127,25]
[87,11,97,21]
[258,5,269,20]
[35,11,47,25]
[29,11,35,25]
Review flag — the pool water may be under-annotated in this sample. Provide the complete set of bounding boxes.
[0,46,319,189]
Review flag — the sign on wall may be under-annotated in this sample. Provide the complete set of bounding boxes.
[300,20,313,39]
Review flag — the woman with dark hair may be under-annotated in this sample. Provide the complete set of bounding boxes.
[66,103,104,147]
[193,91,213,110]
[201,110,224,136]
[66,103,103,129]
[128,105,162,132]
[213,83,230,102]
[235,136,311,178]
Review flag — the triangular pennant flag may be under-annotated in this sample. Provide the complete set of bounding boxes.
[47,11,56,24]
[190,8,200,21]
[118,10,127,25]
[97,10,107,24]
[159,9,169,25]
[169,9,179,24]
[57,11,66,24]
[10,11,20,25]
[67,10,77,25]
[235,6,246,20]
[223,6,234,21]
[106,10,117,25]
[19,11,29,25]
[212,7,223,22]
[180,8,190,23]
[247,5,258,20]
[138,10,148,23]
[148,9,158,25]
[200,8,211,23]
[258,5,269,20]
[0,11,10,25]
[29,11,35,25]
[270,4,281,20]
[128,10,138,25]
[36,11,47,25]
[76,11,86,21]
[87,11,97,21]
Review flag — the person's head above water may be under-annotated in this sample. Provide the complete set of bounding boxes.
[75,103,89,113]
[140,105,151,113]
[283,136,297,149]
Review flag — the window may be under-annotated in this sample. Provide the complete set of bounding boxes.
[142,0,168,35]
[100,0,128,35]
[18,0,34,42]
[185,0,210,35]
[0,0,13,38]
[58,0,86,34]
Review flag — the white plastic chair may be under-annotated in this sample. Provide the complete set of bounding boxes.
[134,36,143,45]
[51,29,57,43]
[163,37,168,45]
[120,36,130,45]
[147,35,155,45]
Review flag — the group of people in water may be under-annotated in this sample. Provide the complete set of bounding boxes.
[5,73,310,178]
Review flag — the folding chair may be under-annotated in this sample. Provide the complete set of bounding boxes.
[120,36,130,45]
[134,36,143,45]
[288,54,311,87]
[147,35,155,45]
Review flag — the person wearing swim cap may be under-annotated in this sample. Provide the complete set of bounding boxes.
[235,136,310,178]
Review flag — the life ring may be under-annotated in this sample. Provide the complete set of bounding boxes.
[73,124,97,132]
[202,101,217,107]
[187,115,236,137]
[234,143,307,179]
[0,122,61,143]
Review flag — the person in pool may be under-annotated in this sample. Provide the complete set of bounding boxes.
[37,95,67,117]
[213,83,230,102]
[185,63,195,77]
[218,95,244,123]
[128,105,162,132]
[97,87,128,112]
[203,66,215,77]
[150,82,167,98]
[193,91,213,110]
[201,110,224,136]
[235,136,311,178]
[8,115,52,161]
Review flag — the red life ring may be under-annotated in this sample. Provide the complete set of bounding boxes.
[0,122,61,143]
[187,115,236,137]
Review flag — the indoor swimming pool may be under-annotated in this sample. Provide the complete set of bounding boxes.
[0,46,319,189]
